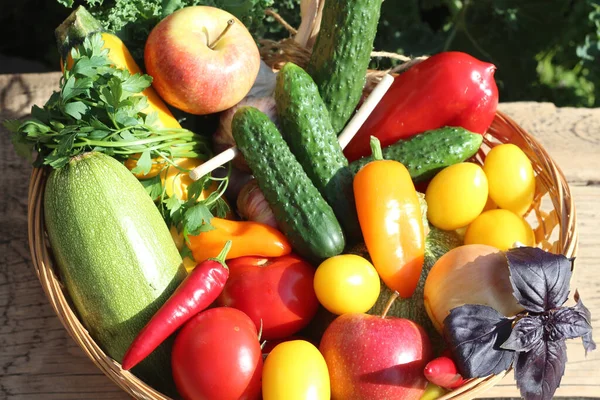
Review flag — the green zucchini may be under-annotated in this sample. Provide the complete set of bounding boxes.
[357,226,464,356]
[232,106,345,263]
[275,63,361,244]
[350,127,483,182]
[44,152,186,394]
[307,0,383,133]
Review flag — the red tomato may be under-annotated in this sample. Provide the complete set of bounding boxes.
[172,307,262,400]
[217,254,319,340]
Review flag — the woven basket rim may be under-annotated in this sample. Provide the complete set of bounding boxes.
[26,110,578,400]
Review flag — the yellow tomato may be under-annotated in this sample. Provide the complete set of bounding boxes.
[314,255,380,315]
[124,154,166,179]
[425,163,489,230]
[464,209,535,251]
[483,144,535,215]
[262,340,330,400]
[160,158,217,201]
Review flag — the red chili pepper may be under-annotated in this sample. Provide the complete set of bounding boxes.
[344,51,498,162]
[121,241,232,370]
[424,355,466,390]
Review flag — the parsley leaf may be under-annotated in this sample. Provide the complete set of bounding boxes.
[4,32,210,170]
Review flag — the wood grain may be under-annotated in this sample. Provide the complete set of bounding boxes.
[0,72,599,399]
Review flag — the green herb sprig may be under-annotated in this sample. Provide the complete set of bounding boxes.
[4,33,210,173]
[4,32,230,252]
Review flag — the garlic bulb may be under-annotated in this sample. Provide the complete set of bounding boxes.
[213,96,278,172]
[237,179,278,228]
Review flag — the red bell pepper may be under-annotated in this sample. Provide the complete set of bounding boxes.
[344,51,498,162]
[121,242,232,370]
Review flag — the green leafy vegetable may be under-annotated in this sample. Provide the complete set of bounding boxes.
[4,33,210,169]
[4,32,229,251]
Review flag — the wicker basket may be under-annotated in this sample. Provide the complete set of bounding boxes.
[27,110,578,400]
[27,4,578,400]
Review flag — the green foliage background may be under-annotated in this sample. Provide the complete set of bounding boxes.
[1,0,599,107]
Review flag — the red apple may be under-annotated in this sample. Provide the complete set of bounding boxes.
[145,6,260,115]
[320,313,432,400]
[217,254,319,340]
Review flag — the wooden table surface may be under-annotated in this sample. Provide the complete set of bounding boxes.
[0,72,598,399]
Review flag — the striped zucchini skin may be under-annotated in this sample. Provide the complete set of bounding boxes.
[275,63,362,245]
[232,106,345,263]
[44,152,186,393]
[307,0,384,133]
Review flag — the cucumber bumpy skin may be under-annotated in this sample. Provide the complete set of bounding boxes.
[307,0,384,133]
[44,152,186,394]
[350,127,484,182]
[232,106,345,263]
[275,63,362,244]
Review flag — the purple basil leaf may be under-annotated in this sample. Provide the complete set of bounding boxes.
[515,338,567,400]
[444,304,515,378]
[506,247,572,313]
[549,307,593,342]
[572,290,596,354]
[501,315,543,352]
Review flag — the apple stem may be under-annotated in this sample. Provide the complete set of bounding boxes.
[209,19,235,49]
[381,291,399,318]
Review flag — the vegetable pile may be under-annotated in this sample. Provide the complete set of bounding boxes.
[4,2,595,400]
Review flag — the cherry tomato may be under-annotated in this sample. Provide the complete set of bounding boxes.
[464,209,535,251]
[425,163,488,230]
[314,254,380,315]
[172,307,262,400]
[483,143,535,215]
[217,254,319,340]
[262,340,330,400]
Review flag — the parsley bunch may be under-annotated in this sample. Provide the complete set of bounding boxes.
[5,33,210,171]
[4,32,230,248]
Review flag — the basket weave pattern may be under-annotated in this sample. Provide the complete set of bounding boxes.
[27,4,578,399]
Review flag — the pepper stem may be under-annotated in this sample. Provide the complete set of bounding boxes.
[209,19,235,49]
[381,291,399,318]
[215,240,232,263]
[369,136,384,161]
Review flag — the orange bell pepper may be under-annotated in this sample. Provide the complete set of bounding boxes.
[353,137,425,298]
[187,218,292,263]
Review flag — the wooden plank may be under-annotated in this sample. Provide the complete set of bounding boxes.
[0,72,598,399]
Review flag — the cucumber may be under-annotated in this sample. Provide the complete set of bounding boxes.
[232,106,345,263]
[44,152,187,394]
[350,127,483,182]
[357,226,464,356]
[275,63,362,244]
[307,0,383,133]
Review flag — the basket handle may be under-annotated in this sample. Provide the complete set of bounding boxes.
[295,0,324,49]
[188,74,395,181]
